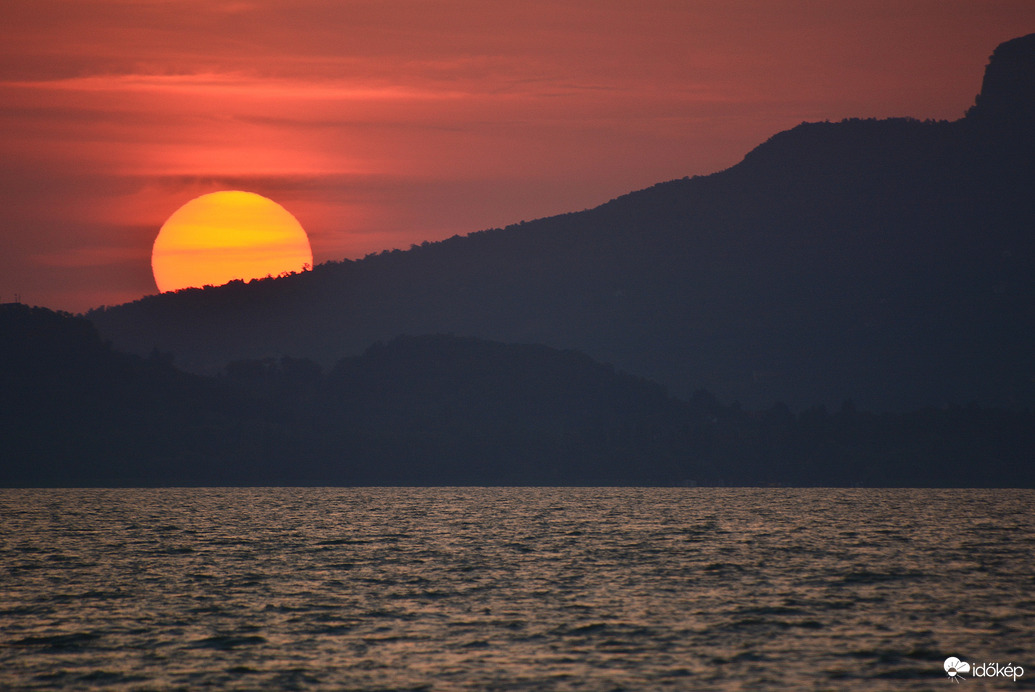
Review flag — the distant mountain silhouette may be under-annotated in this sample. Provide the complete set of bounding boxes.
[89,35,1035,411]
[5,305,1033,486]
[0,304,233,485]
[0,305,694,485]
[968,33,1035,128]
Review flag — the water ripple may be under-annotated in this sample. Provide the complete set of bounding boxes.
[0,487,1032,690]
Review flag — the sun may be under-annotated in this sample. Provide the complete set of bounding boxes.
[151,191,313,293]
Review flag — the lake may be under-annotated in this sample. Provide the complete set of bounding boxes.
[1,487,1032,690]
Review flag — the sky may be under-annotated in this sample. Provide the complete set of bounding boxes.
[1,1,1032,313]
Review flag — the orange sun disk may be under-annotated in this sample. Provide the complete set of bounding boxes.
[152,190,313,293]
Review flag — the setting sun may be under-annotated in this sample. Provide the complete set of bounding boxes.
[151,191,313,293]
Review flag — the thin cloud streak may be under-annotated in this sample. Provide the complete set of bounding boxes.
[3,73,473,102]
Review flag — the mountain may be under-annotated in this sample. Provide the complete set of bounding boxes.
[88,35,1035,411]
[5,305,1033,487]
[0,304,234,485]
[0,305,697,486]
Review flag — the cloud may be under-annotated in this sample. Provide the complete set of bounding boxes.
[33,245,150,269]
[3,72,470,102]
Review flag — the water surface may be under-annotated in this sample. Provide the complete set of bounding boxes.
[1,488,1032,689]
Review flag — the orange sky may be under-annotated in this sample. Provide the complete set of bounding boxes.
[1,1,1032,312]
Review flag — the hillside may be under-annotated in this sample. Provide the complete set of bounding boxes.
[8,304,1035,488]
[89,35,1035,411]
[0,304,234,485]
[4,305,1033,486]
[0,305,699,486]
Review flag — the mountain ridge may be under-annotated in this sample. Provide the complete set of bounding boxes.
[88,35,1035,411]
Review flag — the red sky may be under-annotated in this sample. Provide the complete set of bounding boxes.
[1,1,1032,313]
